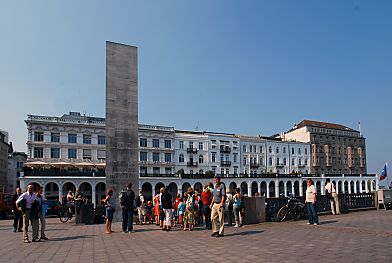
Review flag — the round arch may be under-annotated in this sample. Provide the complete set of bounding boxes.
[95,182,106,205]
[155,182,165,195]
[349,181,355,193]
[142,182,153,201]
[344,181,349,193]
[260,181,267,197]
[229,182,237,193]
[44,182,59,200]
[240,182,248,196]
[182,182,191,196]
[356,180,360,193]
[361,180,366,193]
[269,181,276,198]
[278,181,285,196]
[167,182,178,198]
[286,181,293,196]
[338,181,343,193]
[302,181,307,196]
[79,182,92,203]
[294,181,299,196]
[316,181,321,195]
[194,182,203,193]
[251,181,258,196]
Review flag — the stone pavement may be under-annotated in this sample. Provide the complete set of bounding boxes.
[0,210,391,263]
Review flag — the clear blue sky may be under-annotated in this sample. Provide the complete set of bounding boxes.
[1,1,391,174]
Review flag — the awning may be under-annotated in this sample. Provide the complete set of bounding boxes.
[51,161,73,167]
[74,162,95,167]
[25,161,49,167]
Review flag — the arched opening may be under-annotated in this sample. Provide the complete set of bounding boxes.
[62,182,76,204]
[194,182,203,193]
[356,181,360,193]
[182,182,191,196]
[269,181,276,198]
[79,182,92,203]
[302,181,307,196]
[142,182,153,202]
[338,181,342,193]
[367,180,372,192]
[27,182,41,191]
[167,182,178,198]
[260,181,267,197]
[344,181,349,193]
[279,181,284,196]
[229,182,237,193]
[361,180,366,193]
[286,181,293,196]
[44,182,59,200]
[251,181,258,196]
[294,181,299,196]
[240,182,248,196]
[350,181,354,193]
[95,182,106,205]
[372,180,376,191]
[316,181,321,195]
[155,182,165,195]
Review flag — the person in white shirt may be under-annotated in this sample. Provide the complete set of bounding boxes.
[16,184,39,243]
[325,179,340,215]
[305,179,319,225]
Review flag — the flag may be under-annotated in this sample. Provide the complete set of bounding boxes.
[380,164,387,181]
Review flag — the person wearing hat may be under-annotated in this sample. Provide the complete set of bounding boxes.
[210,175,226,238]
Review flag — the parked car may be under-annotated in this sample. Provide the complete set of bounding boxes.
[0,193,14,219]
[45,199,62,217]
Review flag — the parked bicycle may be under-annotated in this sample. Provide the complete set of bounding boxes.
[59,203,73,223]
[276,196,306,222]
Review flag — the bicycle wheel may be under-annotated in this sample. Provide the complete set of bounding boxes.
[59,208,69,223]
[276,206,289,222]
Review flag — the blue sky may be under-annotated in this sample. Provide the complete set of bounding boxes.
[0,1,391,174]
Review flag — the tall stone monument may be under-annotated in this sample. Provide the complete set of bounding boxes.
[106,41,139,222]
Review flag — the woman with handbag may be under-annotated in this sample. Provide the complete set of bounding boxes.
[104,189,115,234]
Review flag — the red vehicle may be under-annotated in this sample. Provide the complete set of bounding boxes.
[0,193,14,219]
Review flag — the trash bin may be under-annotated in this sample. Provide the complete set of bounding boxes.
[243,196,266,224]
[78,203,94,225]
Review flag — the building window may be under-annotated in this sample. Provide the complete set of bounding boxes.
[298,148,301,155]
[68,134,77,144]
[98,135,106,145]
[276,158,280,165]
[164,140,171,148]
[199,142,203,150]
[140,167,147,175]
[51,133,60,143]
[34,147,43,158]
[276,147,279,154]
[212,152,216,163]
[153,152,160,162]
[83,149,91,160]
[179,141,184,149]
[34,132,44,142]
[140,138,147,147]
[259,146,263,153]
[269,157,272,166]
[211,140,216,149]
[83,134,91,144]
[140,152,147,161]
[305,148,308,155]
[221,168,225,175]
[212,167,216,174]
[233,153,238,163]
[260,157,264,165]
[199,155,204,164]
[291,158,295,166]
[283,147,286,154]
[165,153,171,162]
[243,145,246,152]
[283,158,287,165]
[97,150,106,160]
[153,167,160,175]
[269,146,272,153]
[199,169,204,174]
[226,168,230,175]
[299,159,302,166]
[243,157,247,165]
[68,149,77,159]
[152,139,160,148]
[234,167,238,175]
[179,154,184,163]
[51,148,60,159]
[165,168,172,174]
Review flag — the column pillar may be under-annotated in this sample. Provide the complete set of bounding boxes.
[92,187,96,208]
[299,180,303,197]
[258,183,262,195]
[341,181,345,193]
[248,183,252,197]
[275,179,279,198]
[365,180,369,193]
[58,183,63,203]
[321,180,325,195]
[354,181,357,193]
[284,181,287,197]
[291,183,295,197]
[266,182,270,198]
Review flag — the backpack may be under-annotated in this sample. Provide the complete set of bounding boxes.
[136,195,142,207]
[119,191,127,206]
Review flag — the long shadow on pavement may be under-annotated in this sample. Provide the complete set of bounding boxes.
[224,230,264,237]
[50,235,95,241]
[320,220,338,225]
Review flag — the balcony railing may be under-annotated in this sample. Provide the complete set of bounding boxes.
[187,148,198,154]
[220,146,231,153]
[23,169,105,177]
[187,162,198,167]
[221,161,232,167]
[276,164,284,168]
[250,163,260,169]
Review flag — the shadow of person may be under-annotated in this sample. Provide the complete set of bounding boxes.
[224,230,264,237]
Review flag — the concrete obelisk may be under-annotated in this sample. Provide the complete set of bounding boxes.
[106,41,139,222]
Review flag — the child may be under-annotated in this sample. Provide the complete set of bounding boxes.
[146,201,153,224]
[177,197,185,227]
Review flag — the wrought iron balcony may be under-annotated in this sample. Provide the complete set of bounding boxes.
[187,148,198,154]
[221,161,232,167]
[187,162,198,167]
[220,146,231,153]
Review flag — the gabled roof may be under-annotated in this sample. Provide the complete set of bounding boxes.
[295,120,358,132]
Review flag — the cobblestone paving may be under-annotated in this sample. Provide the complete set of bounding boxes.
[0,210,391,263]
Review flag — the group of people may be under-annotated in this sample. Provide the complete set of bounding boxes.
[12,184,48,243]
[103,175,244,237]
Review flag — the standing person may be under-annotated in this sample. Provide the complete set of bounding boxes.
[159,187,165,228]
[325,179,340,215]
[153,193,161,226]
[174,193,181,224]
[137,190,146,225]
[201,185,212,229]
[225,188,233,226]
[12,187,23,233]
[183,187,195,231]
[119,183,135,233]
[15,184,39,243]
[36,186,48,240]
[306,179,319,225]
[233,188,242,227]
[210,175,226,238]
[66,190,75,214]
[177,198,185,227]
[103,189,115,234]
[161,187,173,231]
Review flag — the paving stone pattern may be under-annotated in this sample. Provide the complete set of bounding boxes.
[0,210,391,263]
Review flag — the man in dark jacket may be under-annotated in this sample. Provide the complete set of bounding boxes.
[12,188,23,232]
[120,183,135,233]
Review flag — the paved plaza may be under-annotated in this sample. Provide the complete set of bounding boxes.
[0,210,391,263]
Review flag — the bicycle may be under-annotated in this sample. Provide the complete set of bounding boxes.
[276,196,305,222]
[59,204,73,223]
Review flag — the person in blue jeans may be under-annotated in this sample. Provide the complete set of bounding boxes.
[305,179,319,225]
[120,183,135,233]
